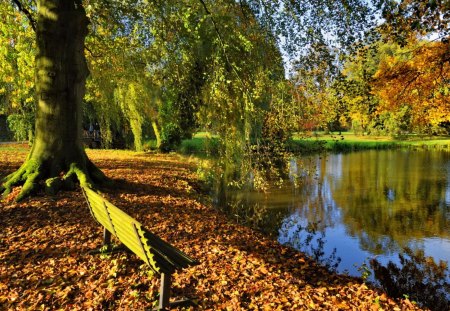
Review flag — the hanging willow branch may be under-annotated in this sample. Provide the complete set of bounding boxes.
[11,0,36,31]
[197,0,254,116]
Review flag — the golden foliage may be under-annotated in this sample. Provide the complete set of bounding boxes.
[374,41,450,129]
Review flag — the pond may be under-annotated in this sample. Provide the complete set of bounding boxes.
[219,149,450,279]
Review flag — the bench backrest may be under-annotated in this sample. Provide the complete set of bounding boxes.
[82,187,198,275]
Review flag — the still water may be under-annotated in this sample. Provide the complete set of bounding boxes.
[224,149,450,278]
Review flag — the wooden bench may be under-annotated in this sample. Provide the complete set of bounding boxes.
[82,187,198,310]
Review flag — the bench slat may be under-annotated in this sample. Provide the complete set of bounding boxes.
[102,202,176,273]
[86,195,116,234]
[109,222,151,264]
[136,225,180,274]
[104,200,137,224]
[142,229,198,268]
[84,188,148,260]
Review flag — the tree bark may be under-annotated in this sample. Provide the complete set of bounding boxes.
[2,0,106,200]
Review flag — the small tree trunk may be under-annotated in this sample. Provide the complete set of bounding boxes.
[2,0,106,200]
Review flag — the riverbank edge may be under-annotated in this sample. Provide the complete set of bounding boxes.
[288,139,450,154]
[175,135,450,157]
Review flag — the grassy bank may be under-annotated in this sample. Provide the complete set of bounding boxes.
[0,144,423,310]
[175,132,450,156]
[179,135,220,157]
[290,132,450,153]
[142,132,220,157]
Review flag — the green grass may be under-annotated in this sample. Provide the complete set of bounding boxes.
[292,132,450,153]
[0,143,29,153]
[142,139,159,151]
[146,131,450,156]
[142,132,220,155]
[179,134,219,157]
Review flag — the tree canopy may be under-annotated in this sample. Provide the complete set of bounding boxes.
[1,0,448,199]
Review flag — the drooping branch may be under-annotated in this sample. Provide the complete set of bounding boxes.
[85,45,102,58]
[198,0,249,96]
[11,0,36,31]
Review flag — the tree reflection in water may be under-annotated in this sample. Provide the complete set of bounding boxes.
[220,149,450,307]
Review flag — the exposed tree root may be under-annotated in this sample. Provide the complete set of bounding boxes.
[1,156,109,202]
[1,159,42,200]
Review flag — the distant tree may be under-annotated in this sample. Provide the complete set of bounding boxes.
[373,0,449,134]
[292,43,348,134]
[0,2,35,141]
[373,40,450,134]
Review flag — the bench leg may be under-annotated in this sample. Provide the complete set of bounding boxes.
[152,272,196,310]
[158,273,171,310]
[103,227,112,246]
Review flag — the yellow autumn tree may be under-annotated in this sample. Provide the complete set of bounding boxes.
[373,40,450,133]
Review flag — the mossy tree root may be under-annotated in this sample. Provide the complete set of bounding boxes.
[1,158,109,202]
[1,159,43,201]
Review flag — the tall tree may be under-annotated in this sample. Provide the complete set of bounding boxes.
[373,40,450,133]
[2,0,105,200]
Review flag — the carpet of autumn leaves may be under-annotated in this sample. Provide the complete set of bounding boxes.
[0,144,425,310]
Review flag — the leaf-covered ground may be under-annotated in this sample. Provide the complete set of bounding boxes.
[0,144,424,310]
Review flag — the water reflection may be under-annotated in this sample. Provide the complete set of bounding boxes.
[287,150,450,275]
[222,149,450,277]
[327,150,450,255]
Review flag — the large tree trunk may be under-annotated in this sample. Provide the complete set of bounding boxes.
[34,0,88,160]
[2,0,106,201]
